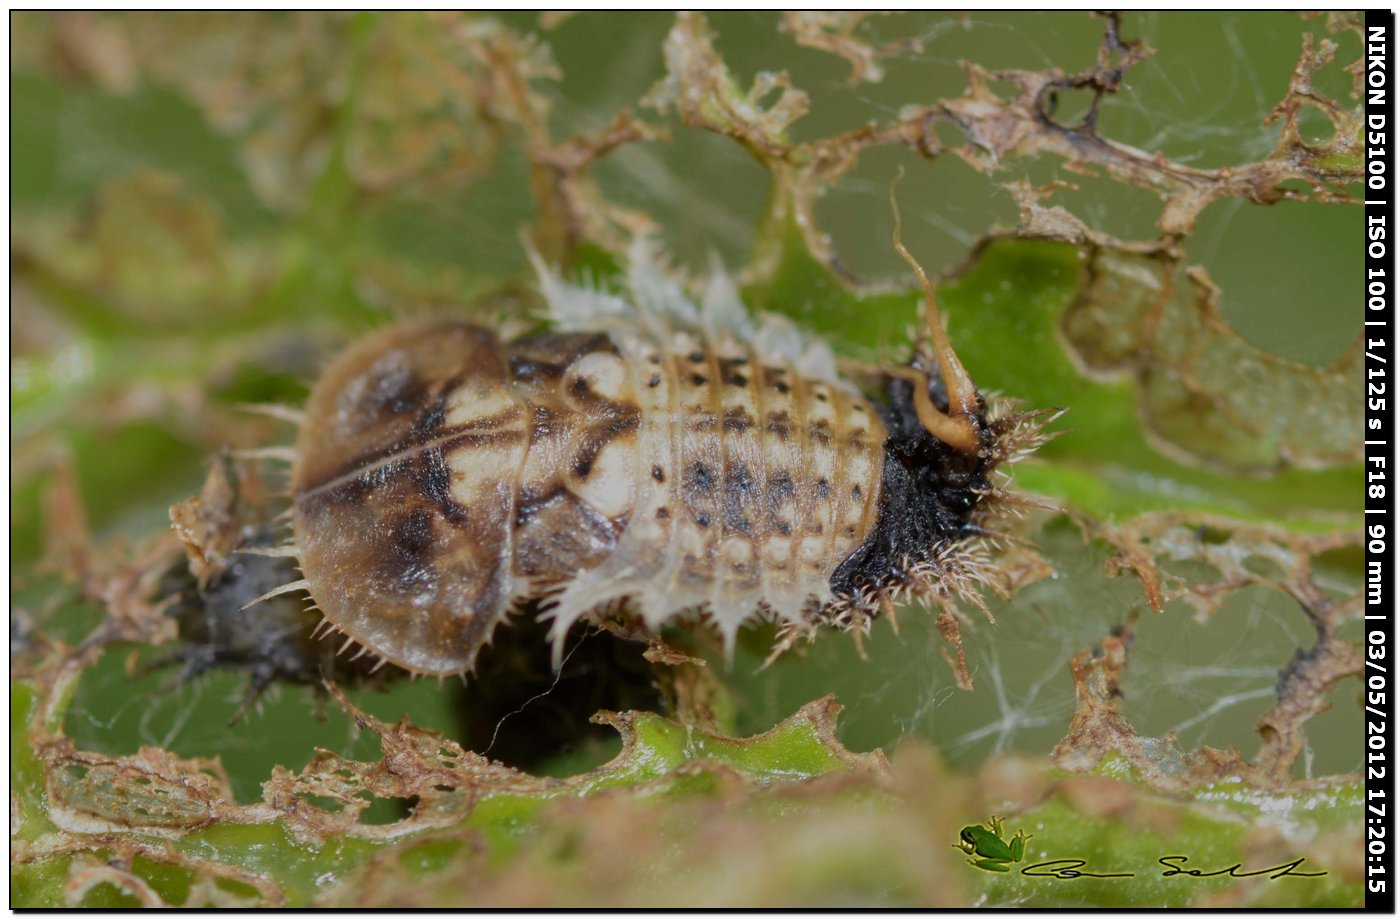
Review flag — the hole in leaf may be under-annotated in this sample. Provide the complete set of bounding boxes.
[295,793,345,813]
[1196,526,1234,546]
[355,792,419,825]
[1295,105,1338,147]
[1039,84,1098,131]
[454,609,664,773]
[78,882,145,909]
[131,856,193,906]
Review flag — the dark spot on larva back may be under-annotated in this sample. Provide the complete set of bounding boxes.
[408,382,452,438]
[722,465,756,534]
[766,412,792,440]
[816,478,831,499]
[772,381,791,395]
[510,355,566,381]
[767,471,796,523]
[420,447,468,526]
[382,508,437,589]
[815,391,829,402]
[569,415,641,482]
[723,407,753,432]
[572,431,613,480]
[651,465,665,482]
[689,351,705,363]
[573,498,626,543]
[727,463,755,493]
[776,521,792,536]
[600,413,641,438]
[726,373,749,387]
[695,512,711,528]
[515,484,565,527]
[686,462,716,494]
[690,374,709,387]
[851,484,862,499]
[809,420,833,446]
[532,403,557,438]
[647,375,661,388]
[656,507,670,519]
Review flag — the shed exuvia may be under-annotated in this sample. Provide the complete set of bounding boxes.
[245,238,1049,676]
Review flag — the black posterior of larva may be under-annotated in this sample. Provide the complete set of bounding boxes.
[828,373,993,604]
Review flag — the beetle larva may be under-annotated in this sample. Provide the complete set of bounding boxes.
[264,239,1044,676]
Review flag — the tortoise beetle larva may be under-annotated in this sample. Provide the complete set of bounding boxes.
[249,234,1048,677]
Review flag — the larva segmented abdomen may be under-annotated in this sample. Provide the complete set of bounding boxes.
[289,315,886,676]
[541,318,886,651]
